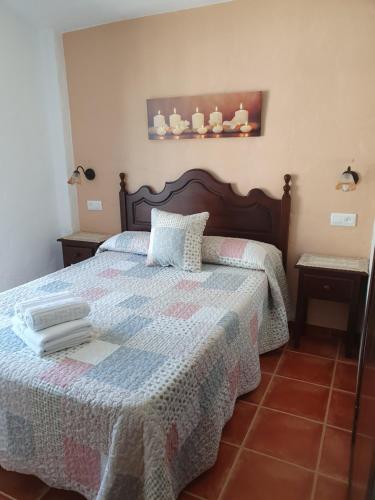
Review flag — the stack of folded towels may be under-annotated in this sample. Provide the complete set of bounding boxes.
[12,291,92,356]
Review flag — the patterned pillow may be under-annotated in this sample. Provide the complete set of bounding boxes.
[96,231,150,255]
[202,235,283,270]
[146,209,209,272]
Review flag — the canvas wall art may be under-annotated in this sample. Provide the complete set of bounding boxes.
[147,91,262,140]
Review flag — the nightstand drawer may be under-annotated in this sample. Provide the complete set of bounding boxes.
[62,246,93,266]
[303,274,354,302]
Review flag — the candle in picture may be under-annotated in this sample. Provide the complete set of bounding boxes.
[209,106,223,126]
[234,103,249,125]
[240,122,252,133]
[197,125,208,135]
[192,107,204,130]
[212,124,223,134]
[153,110,166,129]
[156,126,167,136]
[169,108,181,128]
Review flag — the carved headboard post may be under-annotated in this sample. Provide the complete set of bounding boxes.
[119,172,128,231]
[280,174,292,270]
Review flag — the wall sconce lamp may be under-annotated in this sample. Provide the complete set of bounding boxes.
[67,165,96,185]
[336,166,359,192]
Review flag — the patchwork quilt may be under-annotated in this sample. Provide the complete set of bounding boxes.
[0,249,289,499]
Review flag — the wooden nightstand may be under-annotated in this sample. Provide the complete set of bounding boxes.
[57,232,111,268]
[294,253,369,357]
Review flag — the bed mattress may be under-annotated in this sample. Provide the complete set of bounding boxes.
[0,250,288,499]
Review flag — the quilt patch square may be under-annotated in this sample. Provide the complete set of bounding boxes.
[123,264,161,279]
[64,437,101,491]
[175,280,200,291]
[108,473,142,499]
[6,412,35,460]
[163,302,200,320]
[219,238,247,259]
[218,311,240,344]
[80,287,108,302]
[85,347,166,390]
[97,268,121,279]
[117,295,151,309]
[202,273,247,291]
[0,326,25,352]
[37,280,70,293]
[67,340,120,365]
[40,359,92,388]
[250,313,258,345]
[106,315,153,344]
[165,423,179,463]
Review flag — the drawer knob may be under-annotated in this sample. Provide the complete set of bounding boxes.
[323,284,331,291]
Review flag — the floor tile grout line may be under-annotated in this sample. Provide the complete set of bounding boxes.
[262,368,357,393]
[181,491,206,500]
[0,492,18,500]
[287,345,358,366]
[285,346,339,362]
[38,486,51,500]
[309,337,341,500]
[216,344,287,500]
[219,438,352,486]
[239,447,317,474]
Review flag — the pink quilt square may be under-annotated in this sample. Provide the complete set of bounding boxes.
[250,314,258,345]
[165,423,179,463]
[163,302,200,320]
[228,362,240,398]
[64,437,101,491]
[97,268,121,279]
[219,238,247,259]
[40,359,92,388]
[175,280,200,291]
[80,287,108,301]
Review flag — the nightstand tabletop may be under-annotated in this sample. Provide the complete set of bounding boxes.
[296,253,368,275]
[58,231,111,243]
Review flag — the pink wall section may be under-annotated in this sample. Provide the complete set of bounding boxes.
[63,0,375,329]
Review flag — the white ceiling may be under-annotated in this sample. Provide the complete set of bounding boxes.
[4,0,231,33]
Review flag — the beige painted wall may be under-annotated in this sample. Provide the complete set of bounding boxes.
[63,0,375,329]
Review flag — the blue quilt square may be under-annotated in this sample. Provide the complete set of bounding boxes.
[199,358,225,413]
[105,315,152,344]
[6,412,35,460]
[151,227,186,266]
[37,280,70,293]
[85,347,166,390]
[122,264,161,278]
[0,326,25,352]
[126,254,146,263]
[117,295,151,309]
[108,474,142,499]
[202,273,246,291]
[218,311,240,344]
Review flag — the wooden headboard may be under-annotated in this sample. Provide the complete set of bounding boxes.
[119,169,291,268]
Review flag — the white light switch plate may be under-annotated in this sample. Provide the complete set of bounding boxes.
[87,200,102,211]
[330,212,357,227]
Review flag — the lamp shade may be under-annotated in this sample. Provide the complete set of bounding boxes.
[336,166,358,192]
[67,170,82,185]
[67,166,95,185]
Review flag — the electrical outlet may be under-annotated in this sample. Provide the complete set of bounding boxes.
[330,213,357,227]
[87,200,102,211]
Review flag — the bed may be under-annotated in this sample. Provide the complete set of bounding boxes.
[0,169,291,500]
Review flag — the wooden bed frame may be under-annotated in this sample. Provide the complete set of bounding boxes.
[119,169,291,268]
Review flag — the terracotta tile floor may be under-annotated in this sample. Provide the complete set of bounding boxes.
[0,327,359,500]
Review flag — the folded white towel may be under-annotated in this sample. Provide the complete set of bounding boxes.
[12,316,93,356]
[14,291,72,316]
[15,292,90,331]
